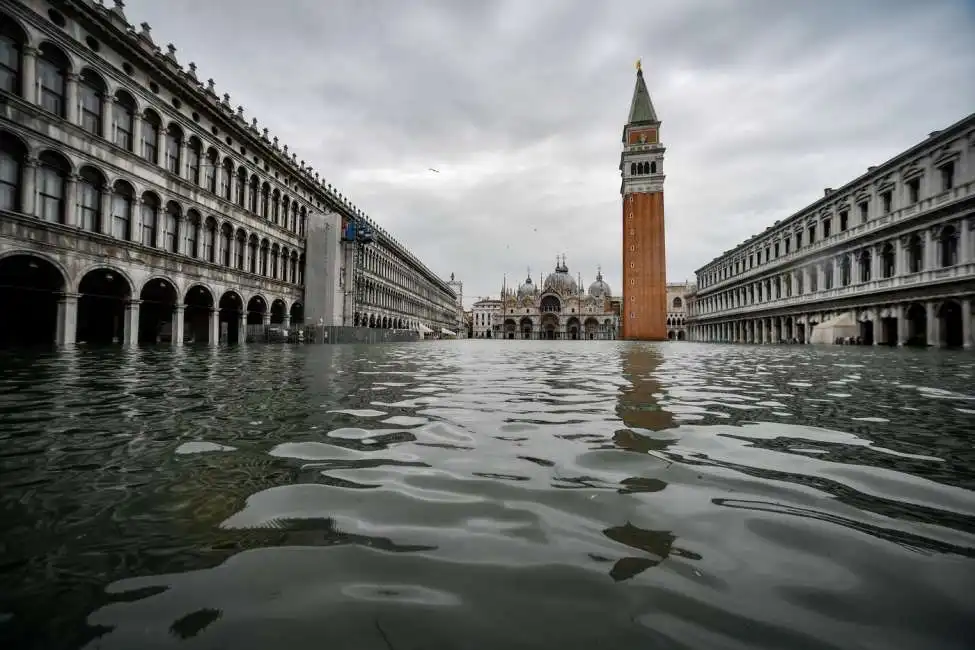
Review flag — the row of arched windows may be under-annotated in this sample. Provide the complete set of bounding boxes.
[0,132,304,285]
[0,17,309,240]
[697,228,962,314]
[629,161,656,176]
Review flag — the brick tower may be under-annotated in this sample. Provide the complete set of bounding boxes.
[620,60,667,341]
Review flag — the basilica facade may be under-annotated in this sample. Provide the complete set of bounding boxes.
[492,256,619,340]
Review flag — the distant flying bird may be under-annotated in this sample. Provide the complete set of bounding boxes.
[428,168,440,173]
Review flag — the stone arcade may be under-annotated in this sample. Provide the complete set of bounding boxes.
[0,0,456,347]
[685,113,975,348]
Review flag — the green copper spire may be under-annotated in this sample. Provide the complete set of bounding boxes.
[628,61,658,125]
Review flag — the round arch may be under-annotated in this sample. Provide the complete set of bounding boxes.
[218,290,244,344]
[183,284,215,344]
[138,276,178,344]
[72,264,135,297]
[0,252,67,346]
[247,294,268,326]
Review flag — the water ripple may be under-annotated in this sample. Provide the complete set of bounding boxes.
[0,342,973,650]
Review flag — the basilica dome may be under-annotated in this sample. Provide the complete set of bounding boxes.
[543,256,578,295]
[517,275,535,299]
[588,270,611,298]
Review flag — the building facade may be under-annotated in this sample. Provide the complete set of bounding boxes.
[686,113,975,348]
[445,272,464,336]
[0,0,455,347]
[490,257,619,340]
[620,60,668,340]
[471,297,501,338]
[665,281,694,340]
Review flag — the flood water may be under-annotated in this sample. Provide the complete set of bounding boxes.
[1,340,973,650]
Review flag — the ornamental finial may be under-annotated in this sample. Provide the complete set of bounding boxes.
[635,58,641,72]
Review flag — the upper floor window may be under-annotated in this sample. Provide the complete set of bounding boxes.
[79,70,105,136]
[907,177,921,204]
[142,110,160,164]
[36,151,68,223]
[37,44,69,117]
[164,124,183,175]
[940,161,955,191]
[113,91,136,151]
[881,191,892,215]
[822,218,831,238]
[839,210,848,231]
[0,25,23,94]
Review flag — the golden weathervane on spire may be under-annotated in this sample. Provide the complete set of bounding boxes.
[635,58,642,72]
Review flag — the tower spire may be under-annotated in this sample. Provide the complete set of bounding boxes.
[628,60,658,125]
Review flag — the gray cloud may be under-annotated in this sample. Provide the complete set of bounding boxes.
[123,0,975,305]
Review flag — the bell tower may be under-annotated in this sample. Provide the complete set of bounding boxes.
[620,59,667,341]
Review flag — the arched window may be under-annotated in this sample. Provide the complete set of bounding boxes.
[204,149,218,193]
[298,253,305,285]
[823,262,833,290]
[37,43,69,117]
[271,244,280,278]
[272,190,280,224]
[940,226,958,268]
[235,167,247,206]
[299,207,307,237]
[291,203,298,232]
[290,252,298,283]
[248,235,258,273]
[37,151,68,223]
[184,210,200,258]
[672,297,682,309]
[881,243,895,278]
[220,223,232,266]
[859,249,871,282]
[78,166,104,233]
[164,124,182,175]
[79,70,106,136]
[260,240,269,276]
[907,234,923,273]
[0,19,26,95]
[113,91,136,151]
[234,229,245,270]
[142,110,160,164]
[221,158,233,200]
[248,175,259,213]
[186,137,202,184]
[141,192,160,247]
[650,161,657,174]
[111,180,133,240]
[260,183,270,218]
[840,255,851,286]
[0,131,26,211]
[163,201,180,253]
[202,217,216,262]
[630,162,636,176]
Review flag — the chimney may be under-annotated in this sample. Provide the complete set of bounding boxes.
[929,130,941,138]
[824,188,833,196]
[867,166,877,172]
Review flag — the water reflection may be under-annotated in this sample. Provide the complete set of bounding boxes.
[0,341,973,650]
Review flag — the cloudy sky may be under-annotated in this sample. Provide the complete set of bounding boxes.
[121,0,975,306]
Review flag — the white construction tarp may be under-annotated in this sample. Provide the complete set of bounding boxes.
[441,328,457,337]
[415,323,433,335]
[809,312,859,344]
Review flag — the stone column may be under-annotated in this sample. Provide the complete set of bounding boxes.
[56,292,79,345]
[209,308,220,346]
[925,302,938,347]
[100,94,113,140]
[64,174,79,228]
[897,305,909,346]
[155,125,166,168]
[228,170,237,205]
[816,264,825,291]
[99,184,112,236]
[923,228,934,271]
[962,298,972,349]
[871,244,882,281]
[22,46,37,103]
[168,304,184,346]
[131,196,143,245]
[872,313,882,345]
[65,73,79,125]
[181,141,191,180]
[124,300,141,346]
[283,314,291,330]
[960,219,973,265]
[21,158,37,216]
[832,257,841,288]
[131,111,142,156]
[238,311,246,344]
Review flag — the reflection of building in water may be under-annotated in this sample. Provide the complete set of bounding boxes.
[484,256,620,340]
[615,345,675,432]
[686,113,975,348]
